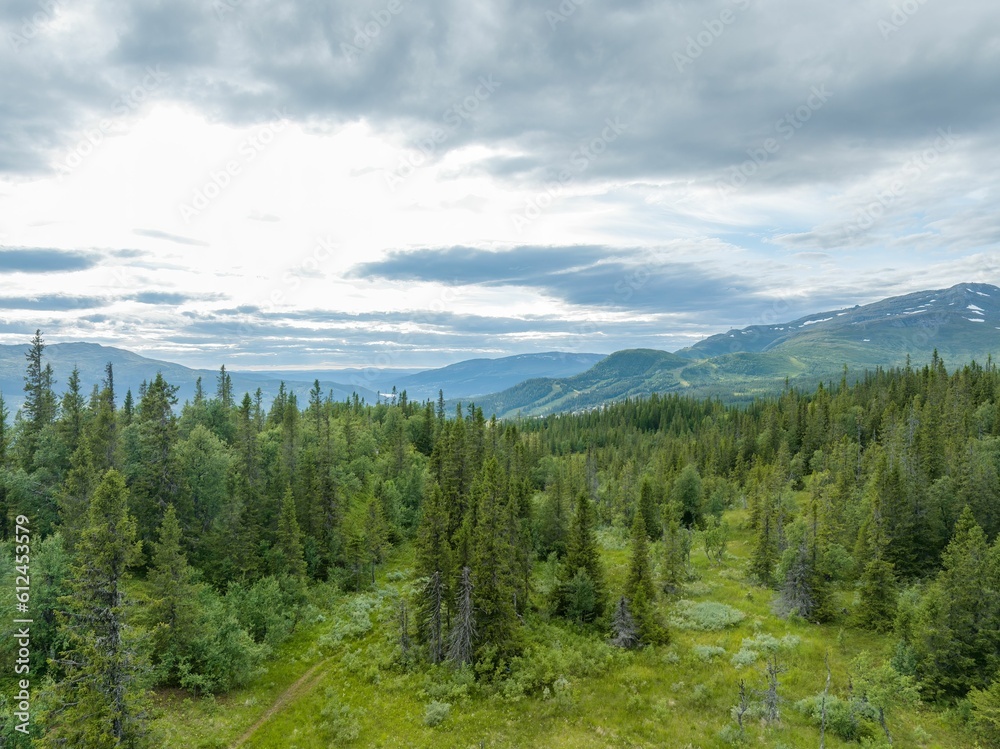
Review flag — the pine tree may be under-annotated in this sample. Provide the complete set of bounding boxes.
[130,373,179,546]
[447,566,475,667]
[468,457,520,659]
[415,484,452,659]
[856,557,898,633]
[637,475,660,539]
[145,504,200,685]
[912,507,1000,699]
[21,329,57,470]
[58,441,99,552]
[625,511,667,645]
[42,470,150,748]
[609,596,640,649]
[560,490,605,620]
[273,486,307,582]
[672,464,703,528]
[661,500,691,594]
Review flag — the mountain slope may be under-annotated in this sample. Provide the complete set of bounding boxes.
[475,283,1000,417]
[384,352,606,401]
[0,342,378,411]
[679,282,1000,368]
[474,349,690,417]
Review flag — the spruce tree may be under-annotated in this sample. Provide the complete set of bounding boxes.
[273,486,307,581]
[468,457,520,659]
[912,507,1000,699]
[560,490,605,620]
[145,504,200,685]
[610,596,640,649]
[42,470,150,748]
[661,500,691,594]
[447,566,475,667]
[625,511,667,646]
[415,484,452,659]
[21,329,57,470]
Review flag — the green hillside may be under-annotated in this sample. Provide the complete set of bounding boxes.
[476,283,1000,417]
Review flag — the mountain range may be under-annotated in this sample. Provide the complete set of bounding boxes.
[1,283,996,416]
[474,282,1000,416]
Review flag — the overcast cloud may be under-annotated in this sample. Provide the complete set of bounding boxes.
[0,0,997,370]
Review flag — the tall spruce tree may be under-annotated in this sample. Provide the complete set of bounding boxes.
[415,483,452,659]
[625,511,667,646]
[42,470,150,748]
[468,457,520,660]
[560,490,605,620]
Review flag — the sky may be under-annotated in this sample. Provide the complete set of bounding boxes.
[1,0,998,371]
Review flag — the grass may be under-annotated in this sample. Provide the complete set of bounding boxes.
[153,511,975,748]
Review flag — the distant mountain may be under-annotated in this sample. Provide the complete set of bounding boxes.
[0,344,605,415]
[381,352,607,401]
[0,342,378,412]
[474,349,690,417]
[678,282,1000,368]
[475,283,1000,417]
[245,353,606,402]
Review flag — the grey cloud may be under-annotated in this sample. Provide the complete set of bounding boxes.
[0,295,105,310]
[133,229,209,246]
[0,247,99,273]
[349,245,771,315]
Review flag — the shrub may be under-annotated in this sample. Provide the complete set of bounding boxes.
[730,634,798,668]
[693,644,727,662]
[319,689,361,742]
[226,576,293,648]
[670,600,746,631]
[423,701,451,727]
[795,693,876,742]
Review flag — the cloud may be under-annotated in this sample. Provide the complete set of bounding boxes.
[133,229,209,246]
[128,291,223,305]
[349,245,771,314]
[0,295,105,310]
[0,247,99,273]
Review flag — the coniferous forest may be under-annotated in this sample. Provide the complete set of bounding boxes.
[3,331,1000,747]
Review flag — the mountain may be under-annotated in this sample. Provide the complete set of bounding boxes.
[380,352,606,401]
[474,349,691,417]
[247,353,606,402]
[677,282,1000,368]
[0,342,378,412]
[475,283,1000,417]
[0,344,604,415]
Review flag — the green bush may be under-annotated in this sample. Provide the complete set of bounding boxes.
[178,591,267,694]
[423,700,451,727]
[226,576,293,647]
[320,689,361,742]
[795,693,876,742]
[670,600,746,631]
[693,644,727,662]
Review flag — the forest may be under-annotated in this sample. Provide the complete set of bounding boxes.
[2,331,1000,747]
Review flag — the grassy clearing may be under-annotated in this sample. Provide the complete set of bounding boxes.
[154,512,973,748]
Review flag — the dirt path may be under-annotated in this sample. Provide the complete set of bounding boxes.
[229,658,331,749]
